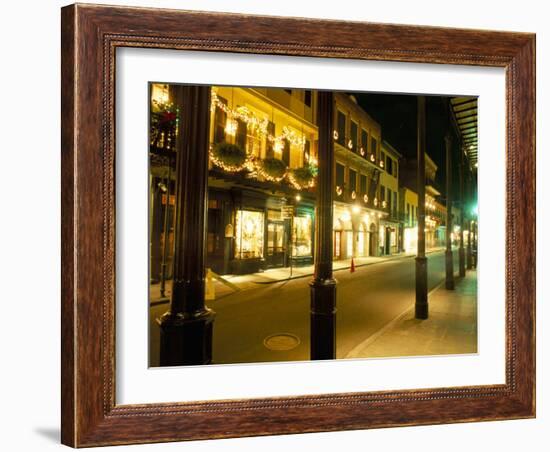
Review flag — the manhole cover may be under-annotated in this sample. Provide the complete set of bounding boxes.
[264,333,301,351]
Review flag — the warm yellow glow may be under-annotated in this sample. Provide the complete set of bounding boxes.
[295,194,301,202]
[273,139,284,156]
[351,190,357,200]
[224,118,238,136]
[336,185,343,196]
[151,83,169,104]
[340,211,351,222]
[359,147,365,156]
[333,130,339,140]
[352,205,360,214]
[363,214,370,223]
[235,210,265,259]
[363,194,368,203]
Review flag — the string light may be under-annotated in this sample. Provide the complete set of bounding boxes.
[336,186,343,196]
[211,89,306,151]
[363,194,368,203]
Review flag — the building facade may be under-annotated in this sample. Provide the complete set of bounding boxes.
[379,140,403,255]
[332,93,388,260]
[400,187,418,253]
[206,86,319,275]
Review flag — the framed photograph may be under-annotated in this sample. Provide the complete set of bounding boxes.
[61,3,535,447]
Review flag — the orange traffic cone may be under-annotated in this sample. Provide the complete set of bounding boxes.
[350,257,355,273]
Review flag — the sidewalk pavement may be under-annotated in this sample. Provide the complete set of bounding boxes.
[346,270,477,358]
[149,247,446,302]
[220,246,445,286]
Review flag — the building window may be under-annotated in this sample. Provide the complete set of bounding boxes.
[360,174,367,195]
[292,215,313,257]
[407,203,410,224]
[337,111,346,146]
[213,95,228,144]
[235,118,247,150]
[349,169,357,194]
[304,90,312,107]
[336,163,345,190]
[386,156,393,175]
[282,138,290,166]
[387,189,392,212]
[393,191,398,216]
[380,185,385,202]
[235,210,264,259]
[265,121,275,158]
[361,129,368,151]
[350,121,358,151]
[371,137,378,156]
[303,139,311,165]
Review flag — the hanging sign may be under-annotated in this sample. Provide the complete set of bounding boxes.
[281,205,295,219]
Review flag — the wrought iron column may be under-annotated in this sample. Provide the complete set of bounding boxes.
[310,91,337,360]
[445,134,455,290]
[158,85,215,366]
[458,145,466,277]
[415,96,428,319]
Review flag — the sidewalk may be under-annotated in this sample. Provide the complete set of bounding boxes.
[149,247,446,302]
[346,271,477,358]
[222,246,445,286]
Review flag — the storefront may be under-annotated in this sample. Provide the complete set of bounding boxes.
[403,226,418,254]
[379,220,400,255]
[206,187,314,275]
[333,203,380,259]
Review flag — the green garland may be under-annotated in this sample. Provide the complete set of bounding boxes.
[212,142,247,167]
[260,157,287,179]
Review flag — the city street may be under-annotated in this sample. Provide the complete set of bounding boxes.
[149,249,464,366]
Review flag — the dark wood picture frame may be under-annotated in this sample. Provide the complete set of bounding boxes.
[61,3,536,447]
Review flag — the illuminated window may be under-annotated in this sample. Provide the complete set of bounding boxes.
[292,216,312,257]
[235,210,264,259]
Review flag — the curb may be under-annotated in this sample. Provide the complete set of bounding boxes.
[250,248,445,285]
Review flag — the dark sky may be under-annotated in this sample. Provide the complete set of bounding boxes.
[349,92,465,201]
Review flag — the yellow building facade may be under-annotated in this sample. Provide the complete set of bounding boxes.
[332,93,388,259]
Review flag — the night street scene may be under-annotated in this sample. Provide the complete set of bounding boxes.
[148,84,478,367]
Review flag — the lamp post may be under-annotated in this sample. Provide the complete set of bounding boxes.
[158,85,215,366]
[159,156,173,299]
[310,91,337,359]
[415,96,428,319]
[445,134,455,290]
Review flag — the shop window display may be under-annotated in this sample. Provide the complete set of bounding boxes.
[235,210,265,259]
[292,215,312,257]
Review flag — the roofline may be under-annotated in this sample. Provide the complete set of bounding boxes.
[381,140,403,159]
